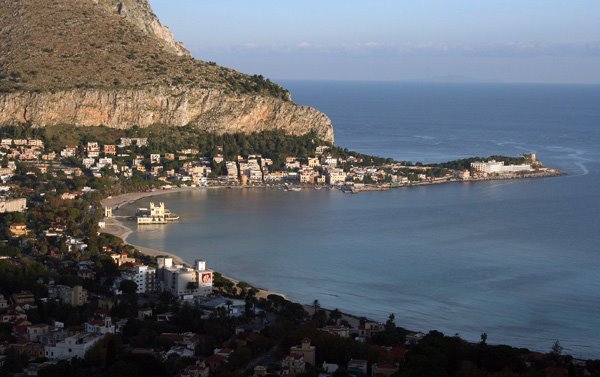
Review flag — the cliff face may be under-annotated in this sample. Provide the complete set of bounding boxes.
[0,87,334,142]
[93,0,190,57]
[0,0,335,142]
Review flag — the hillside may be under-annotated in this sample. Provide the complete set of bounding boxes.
[0,0,334,142]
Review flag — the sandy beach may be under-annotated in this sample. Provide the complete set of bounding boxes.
[101,188,286,300]
[101,186,199,213]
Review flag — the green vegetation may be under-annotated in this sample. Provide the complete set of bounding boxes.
[0,0,289,100]
[0,123,391,171]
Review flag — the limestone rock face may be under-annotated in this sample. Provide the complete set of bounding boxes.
[0,87,334,142]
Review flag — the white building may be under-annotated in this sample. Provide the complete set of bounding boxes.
[44,333,103,360]
[85,317,115,335]
[470,160,533,174]
[125,265,158,294]
[150,154,161,164]
[158,258,213,298]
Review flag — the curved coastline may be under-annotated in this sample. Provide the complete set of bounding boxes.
[101,187,287,301]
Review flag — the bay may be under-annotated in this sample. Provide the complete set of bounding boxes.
[127,82,600,357]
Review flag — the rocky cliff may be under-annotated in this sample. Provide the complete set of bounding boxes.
[93,0,190,57]
[0,0,334,142]
[0,87,334,141]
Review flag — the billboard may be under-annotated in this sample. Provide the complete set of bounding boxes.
[200,272,213,286]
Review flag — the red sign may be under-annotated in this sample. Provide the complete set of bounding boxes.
[201,272,212,285]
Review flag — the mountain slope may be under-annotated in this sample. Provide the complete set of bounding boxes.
[0,0,334,142]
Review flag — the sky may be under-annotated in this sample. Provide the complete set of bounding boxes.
[149,1,600,83]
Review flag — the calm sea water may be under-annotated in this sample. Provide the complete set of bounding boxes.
[127,82,600,357]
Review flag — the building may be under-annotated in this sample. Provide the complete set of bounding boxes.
[9,223,29,237]
[321,325,350,338]
[27,324,50,342]
[282,354,306,374]
[470,160,533,174]
[150,154,161,164]
[0,198,27,213]
[290,338,315,366]
[110,253,136,267]
[60,146,77,158]
[371,363,399,377]
[300,169,316,184]
[226,161,239,182]
[45,333,103,360]
[158,258,213,298]
[49,285,88,306]
[358,321,384,339]
[85,317,115,334]
[103,145,117,155]
[136,202,179,224]
[327,169,347,185]
[308,157,321,168]
[347,359,368,376]
[125,265,158,294]
[11,291,35,305]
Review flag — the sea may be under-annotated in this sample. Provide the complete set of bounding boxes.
[126,81,600,357]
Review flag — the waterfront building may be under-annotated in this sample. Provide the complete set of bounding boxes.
[158,258,213,298]
[300,169,316,184]
[226,161,239,182]
[136,202,179,224]
[327,168,347,185]
[470,160,533,174]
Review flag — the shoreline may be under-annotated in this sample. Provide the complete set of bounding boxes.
[101,189,286,301]
[100,169,564,304]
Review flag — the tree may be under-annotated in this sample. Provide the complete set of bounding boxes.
[119,280,137,296]
[313,299,320,312]
[551,340,563,356]
[480,332,488,345]
[385,313,396,331]
[329,308,342,324]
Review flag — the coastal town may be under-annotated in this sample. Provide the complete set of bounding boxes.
[0,129,590,377]
[0,130,562,200]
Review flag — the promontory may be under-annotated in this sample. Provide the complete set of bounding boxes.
[0,0,334,142]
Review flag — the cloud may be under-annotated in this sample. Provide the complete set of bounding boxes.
[201,41,600,58]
